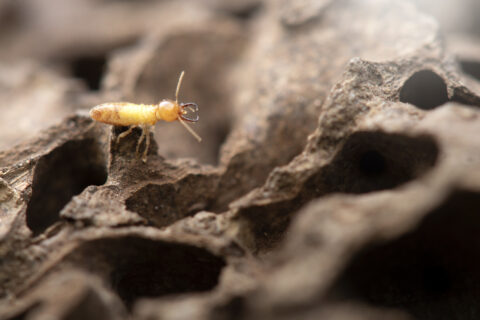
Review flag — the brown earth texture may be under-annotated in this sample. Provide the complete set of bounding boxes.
[1,0,480,319]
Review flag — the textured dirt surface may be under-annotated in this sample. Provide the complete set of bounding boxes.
[1,0,480,319]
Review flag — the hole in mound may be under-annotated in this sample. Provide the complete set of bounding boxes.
[125,174,217,228]
[326,190,480,320]
[70,237,225,309]
[319,131,439,194]
[70,55,107,91]
[459,60,480,81]
[357,150,387,176]
[26,139,107,235]
[239,132,439,252]
[400,70,449,110]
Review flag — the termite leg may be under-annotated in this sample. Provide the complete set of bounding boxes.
[117,125,135,143]
[143,126,151,163]
[86,119,96,133]
[135,126,146,157]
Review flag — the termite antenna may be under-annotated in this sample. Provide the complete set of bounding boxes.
[178,117,202,142]
[175,71,185,104]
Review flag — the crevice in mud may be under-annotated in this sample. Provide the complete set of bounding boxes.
[319,131,439,194]
[70,236,225,309]
[399,70,449,110]
[459,59,480,81]
[325,190,480,320]
[450,90,480,107]
[212,119,232,166]
[26,139,107,235]
[239,131,439,251]
[65,38,137,91]
[70,54,107,91]
[125,174,217,228]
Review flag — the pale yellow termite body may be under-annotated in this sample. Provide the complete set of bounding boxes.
[89,71,201,162]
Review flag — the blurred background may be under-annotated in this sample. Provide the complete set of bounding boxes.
[0,0,479,163]
[0,0,261,164]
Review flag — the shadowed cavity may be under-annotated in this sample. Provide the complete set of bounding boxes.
[69,236,225,309]
[240,131,439,251]
[26,139,107,235]
[326,190,480,320]
[399,70,449,110]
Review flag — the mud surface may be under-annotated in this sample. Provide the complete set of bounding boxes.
[1,1,480,319]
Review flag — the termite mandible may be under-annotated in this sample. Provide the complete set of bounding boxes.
[89,71,201,162]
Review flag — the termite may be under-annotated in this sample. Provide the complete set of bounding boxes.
[89,71,201,162]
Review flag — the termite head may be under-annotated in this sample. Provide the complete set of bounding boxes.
[155,71,202,142]
[179,102,199,122]
[155,100,199,122]
[156,100,179,122]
